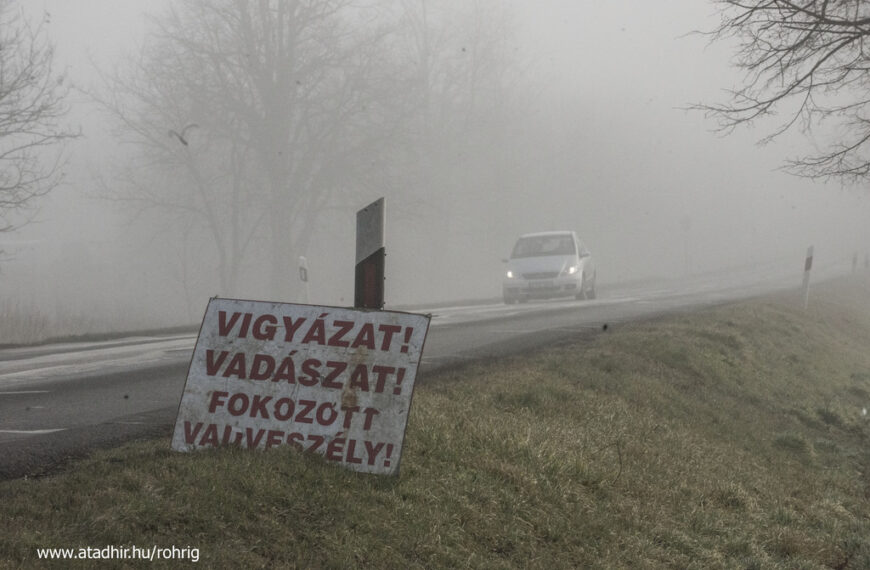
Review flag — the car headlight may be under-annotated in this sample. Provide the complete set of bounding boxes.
[506,270,515,279]
[562,264,579,276]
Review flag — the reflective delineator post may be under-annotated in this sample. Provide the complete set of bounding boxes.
[802,245,813,310]
[355,198,385,309]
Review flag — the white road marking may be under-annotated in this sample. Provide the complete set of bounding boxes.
[0,390,50,395]
[0,336,194,385]
[0,428,66,435]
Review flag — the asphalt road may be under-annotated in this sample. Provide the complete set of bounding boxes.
[0,263,845,479]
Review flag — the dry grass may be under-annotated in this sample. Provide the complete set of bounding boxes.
[2,279,870,568]
[0,298,195,346]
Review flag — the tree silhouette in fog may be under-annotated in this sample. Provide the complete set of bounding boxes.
[95,0,413,298]
[699,0,870,184]
[0,2,74,233]
[95,0,519,303]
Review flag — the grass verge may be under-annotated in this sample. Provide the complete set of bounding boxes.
[3,280,870,568]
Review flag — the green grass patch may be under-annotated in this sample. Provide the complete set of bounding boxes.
[3,279,870,568]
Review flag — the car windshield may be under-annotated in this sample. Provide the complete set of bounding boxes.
[511,235,576,258]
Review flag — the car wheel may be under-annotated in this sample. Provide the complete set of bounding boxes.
[575,276,586,300]
[587,273,597,299]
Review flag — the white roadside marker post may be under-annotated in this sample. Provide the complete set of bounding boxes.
[802,246,813,310]
[298,255,310,303]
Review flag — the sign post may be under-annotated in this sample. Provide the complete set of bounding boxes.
[355,198,385,309]
[172,298,430,476]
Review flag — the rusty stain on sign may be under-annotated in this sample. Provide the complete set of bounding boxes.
[171,298,430,476]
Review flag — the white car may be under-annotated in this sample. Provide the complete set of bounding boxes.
[502,231,596,304]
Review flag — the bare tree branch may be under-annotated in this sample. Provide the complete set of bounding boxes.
[0,1,76,232]
[92,0,416,298]
[695,0,870,183]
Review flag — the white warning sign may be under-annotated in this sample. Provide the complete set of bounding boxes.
[171,298,430,476]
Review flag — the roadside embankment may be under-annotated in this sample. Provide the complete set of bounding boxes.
[2,278,870,568]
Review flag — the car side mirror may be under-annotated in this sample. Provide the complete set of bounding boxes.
[579,252,590,258]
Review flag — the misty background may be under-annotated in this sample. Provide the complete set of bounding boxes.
[1,0,868,343]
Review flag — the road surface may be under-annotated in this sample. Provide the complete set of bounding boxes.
[0,263,846,478]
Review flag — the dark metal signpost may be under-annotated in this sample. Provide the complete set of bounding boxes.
[355,198,385,309]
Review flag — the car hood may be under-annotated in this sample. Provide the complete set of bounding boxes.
[507,255,577,275]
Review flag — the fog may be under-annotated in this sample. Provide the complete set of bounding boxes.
[1,0,868,343]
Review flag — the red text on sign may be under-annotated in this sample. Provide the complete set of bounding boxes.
[205,350,408,395]
[182,421,395,466]
[207,390,379,429]
[217,310,414,354]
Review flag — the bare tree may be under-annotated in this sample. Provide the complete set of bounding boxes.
[393,0,525,296]
[95,0,524,303]
[0,2,74,233]
[699,0,870,183]
[96,0,411,299]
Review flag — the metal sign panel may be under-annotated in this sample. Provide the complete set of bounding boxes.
[172,298,430,476]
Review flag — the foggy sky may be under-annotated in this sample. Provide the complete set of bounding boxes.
[1,0,868,343]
